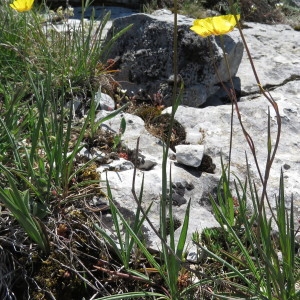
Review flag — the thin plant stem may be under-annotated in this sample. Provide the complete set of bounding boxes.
[220,35,235,183]
[207,36,235,183]
[228,0,282,224]
[159,0,180,243]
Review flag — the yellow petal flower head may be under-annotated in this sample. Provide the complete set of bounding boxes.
[10,0,34,12]
[190,14,240,38]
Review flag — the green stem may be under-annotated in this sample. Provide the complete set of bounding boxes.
[160,0,179,241]
[220,35,235,183]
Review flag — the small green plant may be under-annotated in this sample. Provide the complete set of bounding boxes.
[112,116,126,150]
[211,157,235,227]
[0,0,131,254]
[142,0,158,14]
[201,161,300,299]
[95,173,151,270]
[0,166,50,254]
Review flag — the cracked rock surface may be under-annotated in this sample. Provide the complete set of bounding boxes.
[105,10,244,107]
[236,22,300,95]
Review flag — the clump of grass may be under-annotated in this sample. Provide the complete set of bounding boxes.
[178,1,207,19]
[0,1,131,297]
[0,0,131,103]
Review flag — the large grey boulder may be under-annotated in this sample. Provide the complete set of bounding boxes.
[105,10,244,107]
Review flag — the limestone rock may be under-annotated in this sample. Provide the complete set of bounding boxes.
[164,79,300,222]
[105,10,244,107]
[98,158,134,172]
[95,111,220,249]
[204,21,300,106]
[94,90,115,111]
[90,21,300,250]
[236,22,300,95]
[175,144,204,167]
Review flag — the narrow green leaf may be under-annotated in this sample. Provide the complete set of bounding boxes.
[96,291,168,300]
[94,102,129,128]
[105,175,125,259]
[120,116,126,134]
[176,198,191,259]
[103,198,167,282]
[94,224,124,263]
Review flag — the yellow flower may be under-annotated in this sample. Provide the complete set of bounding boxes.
[190,14,240,37]
[10,0,34,12]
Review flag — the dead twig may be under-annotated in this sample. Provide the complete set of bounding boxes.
[93,265,171,297]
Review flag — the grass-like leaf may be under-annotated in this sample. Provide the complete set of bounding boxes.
[96,291,168,299]
[0,165,50,254]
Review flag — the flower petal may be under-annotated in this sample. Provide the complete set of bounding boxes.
[10,0,34,12]
[191,14,240,37]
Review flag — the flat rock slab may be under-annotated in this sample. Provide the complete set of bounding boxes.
[236,22,300,95]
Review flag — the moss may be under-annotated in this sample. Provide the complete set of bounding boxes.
[293,25,300,31]
[31,253,89,300]
[147,113,186,151]
[134,105,162,123]
[78,162,100,182]
[198,154,216,174]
